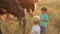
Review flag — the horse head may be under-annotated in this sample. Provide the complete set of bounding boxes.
[18,0,38,17]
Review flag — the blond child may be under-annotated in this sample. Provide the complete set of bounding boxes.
[30,16,41,34]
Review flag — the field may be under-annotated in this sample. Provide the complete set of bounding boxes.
[1,0,60,34]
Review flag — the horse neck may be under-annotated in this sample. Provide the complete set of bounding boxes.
[18,0,35,4]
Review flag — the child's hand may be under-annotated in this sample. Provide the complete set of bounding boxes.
[40,18,44,21]
[30,32,33,34]
[40,18,48,22]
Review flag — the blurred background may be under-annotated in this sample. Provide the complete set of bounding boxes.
[1,0,60,34]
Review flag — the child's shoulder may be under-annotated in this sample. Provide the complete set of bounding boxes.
[45,14,48,16]
[39,14,42,16]
[32,25,40,28]
[32,25,41,32]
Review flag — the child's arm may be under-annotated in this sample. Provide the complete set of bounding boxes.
[40,18,48,22]
[40,15,48,22]
[30,31,33,34]
[30,27,33,34]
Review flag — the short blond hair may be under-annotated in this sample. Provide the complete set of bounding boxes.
[32,16,40,24]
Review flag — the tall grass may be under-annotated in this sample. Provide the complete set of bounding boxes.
[1,0,60,34]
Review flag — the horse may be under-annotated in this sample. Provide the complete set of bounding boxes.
[0,0,38,34]
[18,0,38,16]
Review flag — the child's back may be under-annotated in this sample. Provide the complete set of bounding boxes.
[32,24,40,34]
[31,16,41,34]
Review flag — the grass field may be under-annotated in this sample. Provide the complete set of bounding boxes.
[1,0,60,34]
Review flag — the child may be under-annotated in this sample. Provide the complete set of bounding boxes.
[30,16,41,34]
[39,7,48,34]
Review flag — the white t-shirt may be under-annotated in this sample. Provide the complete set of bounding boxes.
[32,24,41,34]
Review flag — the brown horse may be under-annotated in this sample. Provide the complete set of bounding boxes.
[0,0,38,26]
[0,0,24,23]
[19,0,38,16]
[0,0,38,34]
[0,0,38,16]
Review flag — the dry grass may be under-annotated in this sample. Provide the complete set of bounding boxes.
[1,0,60,34]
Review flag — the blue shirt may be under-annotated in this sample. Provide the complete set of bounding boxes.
[39,14,48,27]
